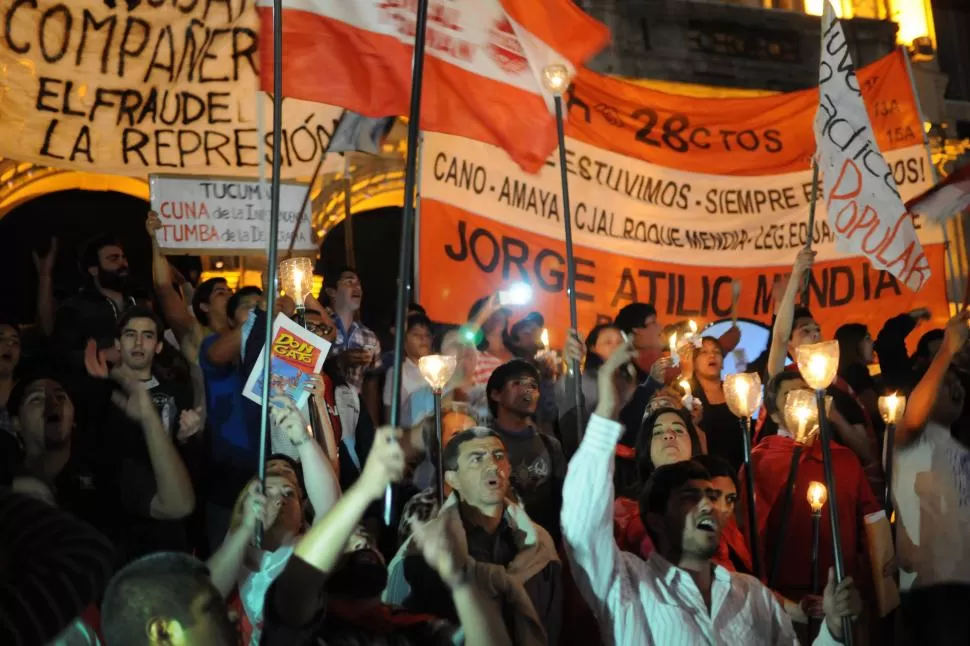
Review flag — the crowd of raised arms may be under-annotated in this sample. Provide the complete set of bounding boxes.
[1,217,968,646]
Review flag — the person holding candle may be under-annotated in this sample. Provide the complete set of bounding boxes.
[745,371,896,641]
[689,336,747,472]
[761,248,881,498]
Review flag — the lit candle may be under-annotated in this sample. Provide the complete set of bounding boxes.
[679,379,692,406]
[688,320,698,335]
[670,332,679,366]
[807,481,827,513]
[887,394,898,422]
[541,328,550,351]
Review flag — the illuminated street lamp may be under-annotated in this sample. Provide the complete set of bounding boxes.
[723,371,764,578]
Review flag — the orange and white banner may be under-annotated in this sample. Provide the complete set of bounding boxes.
[418,50,950,344]
[257,0,609,172]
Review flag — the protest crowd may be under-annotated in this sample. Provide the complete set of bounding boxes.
[2,214,967,646]
[2,0,969,645]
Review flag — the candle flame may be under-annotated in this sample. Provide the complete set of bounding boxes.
[688,320,697,334]
[679,379,692,400]
[670,332,677,351]
[540,328,550,350]
[807,481,827,512]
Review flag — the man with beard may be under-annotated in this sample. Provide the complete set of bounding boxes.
[486,359,565,543]
[562,342,863,645]
[260,426,513,646]
[54,234,135,370]
[395,428,562,645]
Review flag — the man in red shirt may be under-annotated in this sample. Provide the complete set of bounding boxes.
[746,371,892,619]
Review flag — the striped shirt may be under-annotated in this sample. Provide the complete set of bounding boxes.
[562,414,842,646]
[0,491,115,646]
[472,351,504,388]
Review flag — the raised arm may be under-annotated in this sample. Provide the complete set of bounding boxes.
[270,394,341,521]
[561,342,638,616]
[767,248,816,378]
[146,212,200,347]
[32,238,57,336]
[104,360,195,519]
[206,482,267,598]
[897,310,968,447]
[294,425,405,573]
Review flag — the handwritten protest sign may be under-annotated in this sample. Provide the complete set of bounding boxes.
[244,313,331,409]
[0,0,343,177]
[814,2,928,292]
[149,175,316,254]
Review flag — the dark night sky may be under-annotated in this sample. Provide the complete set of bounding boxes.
[0,190,405,345]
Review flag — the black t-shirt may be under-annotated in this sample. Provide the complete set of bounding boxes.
[489,423,565,542]
[260,556,459,646]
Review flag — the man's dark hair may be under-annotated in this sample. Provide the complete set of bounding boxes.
[790,307,815,339]
[509,312,544,342]
[915,329,945,361]
[442,426,504,472]
[638,460,711,545]
[192,277,229,327]
[408,302,427,316]
[406,313,433,335]
[764,371,806,420]
[227,286,263,321]
[80,233,123,272]
[322,264,358,290]
[101,552,223,646]
[485,359,540,417]
[117,305,163,339]
[693,454,739,492]
[614,303,657,335]
[7,365,69,417]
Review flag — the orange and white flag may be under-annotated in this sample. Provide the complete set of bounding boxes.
[257,0,610,173]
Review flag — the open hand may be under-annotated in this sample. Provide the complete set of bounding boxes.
[410,508,469,588]
[84,339,120,379]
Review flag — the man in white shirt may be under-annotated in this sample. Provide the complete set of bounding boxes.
[561,342,861,646]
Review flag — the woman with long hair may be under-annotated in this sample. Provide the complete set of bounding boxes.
[689,336,746,472]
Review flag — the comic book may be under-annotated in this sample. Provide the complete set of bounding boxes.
[243,313,331,409]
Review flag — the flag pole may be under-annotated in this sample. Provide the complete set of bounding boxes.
[255,0,286,548]
[544,66,584,439]
[801,162,820,306]
[901,46,959,308]
[385,0,431,524]
[343,155,357,267]
[285,110,348,260]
